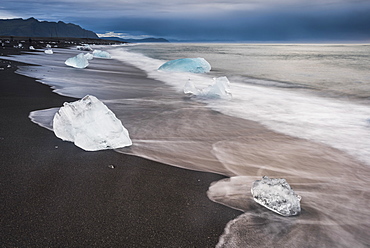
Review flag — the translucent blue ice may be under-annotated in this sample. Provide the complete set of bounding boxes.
[84,53,94,60]
[158,58,211,73]
[93,50,111,59]
[65,53,89,68]
[184,76,232,99]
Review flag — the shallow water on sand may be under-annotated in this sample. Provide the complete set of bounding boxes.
[2,45,370,247]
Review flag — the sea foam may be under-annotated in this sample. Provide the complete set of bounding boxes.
[108,46,370,166]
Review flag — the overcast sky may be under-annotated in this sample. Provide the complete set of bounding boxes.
[1,0,370,42]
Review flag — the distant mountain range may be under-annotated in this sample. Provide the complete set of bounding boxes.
[0,17,170,43]
[102,37,169,43]
[0,17,98,38]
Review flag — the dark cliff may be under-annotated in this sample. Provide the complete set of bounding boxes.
[0,18,98,38]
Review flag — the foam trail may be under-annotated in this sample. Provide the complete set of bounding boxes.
[109,47,370,166]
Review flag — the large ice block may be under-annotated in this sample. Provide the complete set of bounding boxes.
[65,53,89,68]
[53,95,132,151]
[158,58,211,73]
[251,176,301,216]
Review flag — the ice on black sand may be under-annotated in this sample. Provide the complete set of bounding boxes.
[251,176,301,216]
[77,44,93,51]
[53,95,132,151]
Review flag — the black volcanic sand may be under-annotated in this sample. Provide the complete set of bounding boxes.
[0,48,241,247]
[0,36,123,52]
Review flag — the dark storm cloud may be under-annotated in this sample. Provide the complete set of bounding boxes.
[87,5,370,42]
[1,0,370,42]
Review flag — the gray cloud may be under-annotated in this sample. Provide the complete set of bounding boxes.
[1,0,370,42]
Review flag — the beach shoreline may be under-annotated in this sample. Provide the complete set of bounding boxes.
[0,45,241,247]
[2,41,370,247]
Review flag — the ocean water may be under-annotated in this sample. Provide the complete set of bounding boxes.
[3,43,370,247]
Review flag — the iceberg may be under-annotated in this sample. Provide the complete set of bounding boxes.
[158,58,211,73]
[53,95,132,151]
[184,76,232,99]
[65,53,89,68]
[251,176,301,216]
[44,49,53,54]
[93,50,111,59]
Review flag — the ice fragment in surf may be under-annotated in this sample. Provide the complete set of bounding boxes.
[84,53,94,60]
[158,58,211,73]
[184,79,200,95]
[44,49,53,54]
[53,95,132,151]
[77,44,93,51]
[29,46,35,50]
[93,50,111,59]
[65,53,89,68]
[184,76,232,99]
[205,76,232,98]
[251,176,301,216]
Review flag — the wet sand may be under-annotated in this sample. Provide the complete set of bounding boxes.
[0,46,241,247]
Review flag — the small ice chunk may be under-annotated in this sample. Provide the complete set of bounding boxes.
[158,58,211,73]
[93,50,111,59]
[203,76,232,99]
[65,53,89,68]
[84,53,94,60]
[53,95,132,151]
[251,176,301,216]
[44,49,53,54]
[46,44,51,48]
[29,46,35,50]
[184,79,200,95]
[184,76,232,99]
[77,44,93,51]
